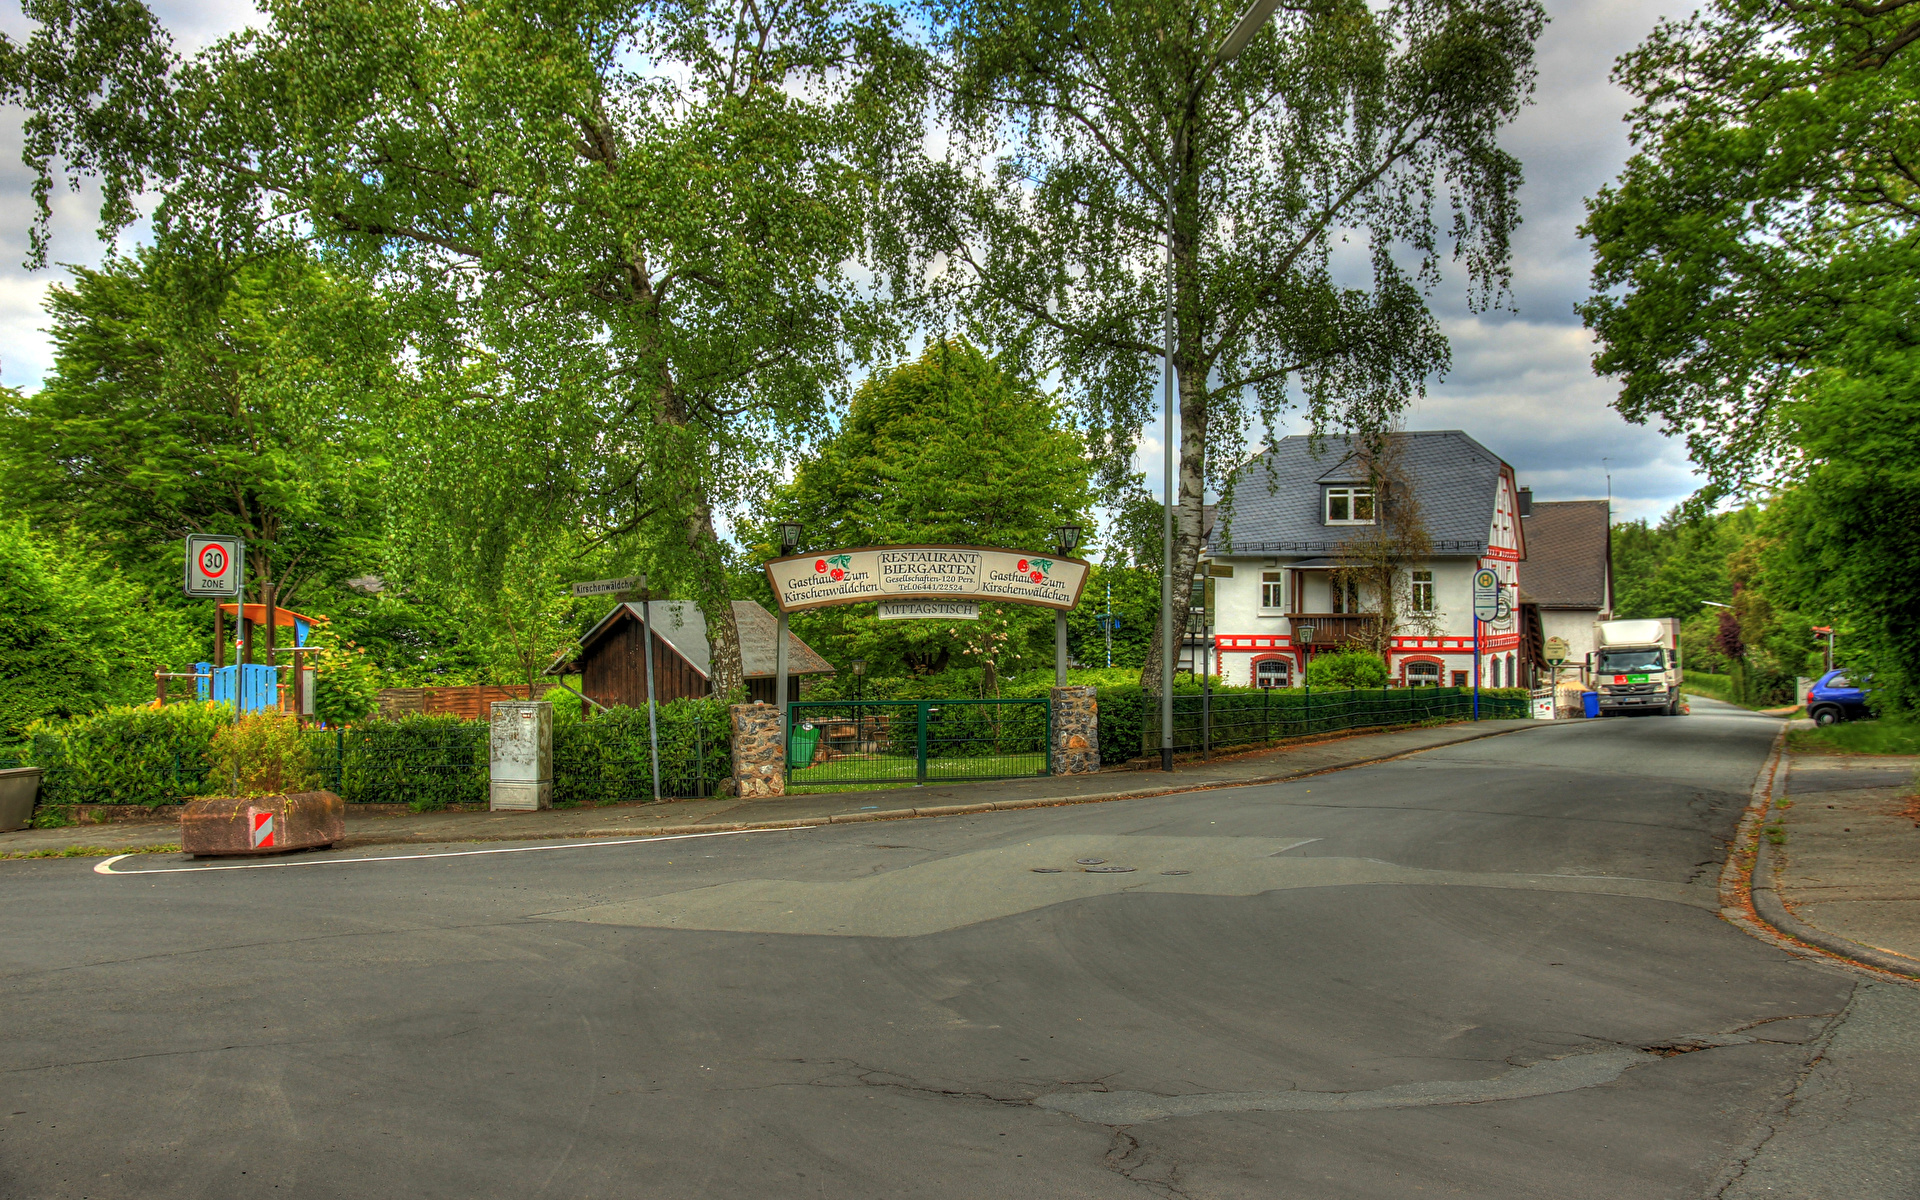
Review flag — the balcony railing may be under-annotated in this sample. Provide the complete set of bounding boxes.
[1287,614,1381,647]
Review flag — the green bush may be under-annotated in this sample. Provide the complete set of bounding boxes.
[1305,650,1390,689]
[1788,718,1920,756]
[309,714,487,809]
[554,698,732,802]
[210,713,321,797]
[27,701,229,806]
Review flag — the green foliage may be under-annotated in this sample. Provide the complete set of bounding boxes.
[749,340,1094,679]
[1580,0,1920,485]
[1789,718,1920,757]
[27,701,228,806]
[309,715,487,810]
[907,0,1543,685]
[0,248,387,605]
[301,618,382,726]
[1305,650,1390,690]
[553,700,733,805]
[3,0,928,696]
[0,519,199,738]
[209,714,322,797]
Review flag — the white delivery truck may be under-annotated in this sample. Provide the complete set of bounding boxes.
[1589,618,1683,716]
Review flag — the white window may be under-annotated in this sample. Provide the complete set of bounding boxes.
[1406,661,1440,687]
[1255,659,1291,688]
[1325,486,1375,525]
[1261,571,1285,610]
[1410,569,1434,613]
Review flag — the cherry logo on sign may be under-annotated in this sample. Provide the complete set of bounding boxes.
[199,544,229,577]
[1023,557,1055,584]
[813,553,853,582]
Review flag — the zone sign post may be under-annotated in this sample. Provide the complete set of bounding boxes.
[185,535,245,598]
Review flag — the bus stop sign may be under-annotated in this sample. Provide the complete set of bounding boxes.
[1472,568,1500,622]
[185,535,245,598]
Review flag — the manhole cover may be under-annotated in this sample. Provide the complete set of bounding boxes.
[1160,869,1191,876]
[1030,867,1063,873]
[1075,858,1106,865]
[1084,865,1135,873]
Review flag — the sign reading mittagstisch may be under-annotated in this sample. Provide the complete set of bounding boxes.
[765,545,1091,613]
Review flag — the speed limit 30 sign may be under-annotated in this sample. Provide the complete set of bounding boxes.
[184,535,245,598]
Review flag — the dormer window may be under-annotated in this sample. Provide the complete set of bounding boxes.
[1324,485,1375,525]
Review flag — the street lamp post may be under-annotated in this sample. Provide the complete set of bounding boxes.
[1054,522,1083,686]
[1159,0,1283,772]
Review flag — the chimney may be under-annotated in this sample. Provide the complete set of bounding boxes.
[1517,487,1533,517]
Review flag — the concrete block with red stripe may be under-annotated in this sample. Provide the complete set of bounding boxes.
[180,791,344,857]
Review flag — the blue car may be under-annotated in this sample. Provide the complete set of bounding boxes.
[1806,669,1872,726]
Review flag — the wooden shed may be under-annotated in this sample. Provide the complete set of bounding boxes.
[548,600,835,709]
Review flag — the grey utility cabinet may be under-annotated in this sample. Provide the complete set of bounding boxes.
[489,701,553,811]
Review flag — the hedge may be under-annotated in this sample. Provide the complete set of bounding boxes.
[26,702,228,806]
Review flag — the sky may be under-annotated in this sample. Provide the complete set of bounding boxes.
[0,0,1691,526]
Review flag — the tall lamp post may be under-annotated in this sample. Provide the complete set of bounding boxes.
[776,522,804,738]
[1053,522,1083,686]
[1159,0,1284,771]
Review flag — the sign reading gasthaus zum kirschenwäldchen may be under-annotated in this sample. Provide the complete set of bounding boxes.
[764,546,1091,613]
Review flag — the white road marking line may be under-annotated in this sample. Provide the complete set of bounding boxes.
[92,827,804,877]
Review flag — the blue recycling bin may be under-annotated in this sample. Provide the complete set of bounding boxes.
[1581,691,1600,719]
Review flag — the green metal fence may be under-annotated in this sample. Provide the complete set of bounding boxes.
[1144,687,1529,757]
[785,698,1051,792]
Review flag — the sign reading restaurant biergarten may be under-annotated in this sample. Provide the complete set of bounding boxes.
[765,546,1091,613]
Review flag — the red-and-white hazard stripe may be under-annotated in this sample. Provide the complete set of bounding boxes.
[249,809,275,849]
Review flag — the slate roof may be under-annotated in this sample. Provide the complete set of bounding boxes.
[1209,431,1508,557]
[1519,500,1611,609]
[548,600,835,677]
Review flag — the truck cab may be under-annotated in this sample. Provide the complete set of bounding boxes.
[1590,618,1682,717]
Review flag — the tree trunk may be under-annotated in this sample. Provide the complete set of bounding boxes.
[686,500,746,697]
[1138,357,1208,690]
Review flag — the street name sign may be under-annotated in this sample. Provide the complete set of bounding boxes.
[184,535,245,598]
[1472,568,1500,622]
[877,600,979,621]
[572,576,645,598]
[765,545,1091,613]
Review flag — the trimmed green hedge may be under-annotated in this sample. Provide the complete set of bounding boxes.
[26,702,228,806]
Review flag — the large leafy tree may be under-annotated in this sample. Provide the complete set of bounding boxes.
[901,0,1543,686]
[0,518,199,737]
[0,247,386,606]
[1579,0,1920,485]
[1581,0,1920,707]
[745,339,1095,675]
[2,0,923,696]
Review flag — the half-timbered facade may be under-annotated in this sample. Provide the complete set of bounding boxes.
[1206,431,1526,688]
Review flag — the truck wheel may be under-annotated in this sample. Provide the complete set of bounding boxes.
[1813,706,1842,727]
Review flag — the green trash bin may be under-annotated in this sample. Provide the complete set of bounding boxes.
[788,721,820,769]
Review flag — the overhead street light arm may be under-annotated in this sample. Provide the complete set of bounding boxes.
[1215,0,1285,63]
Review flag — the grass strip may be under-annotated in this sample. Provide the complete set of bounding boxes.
[2,843,181,860]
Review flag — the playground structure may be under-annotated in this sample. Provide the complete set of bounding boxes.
[155,601,318,716]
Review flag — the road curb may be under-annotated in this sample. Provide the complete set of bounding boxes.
[1721,723,1920,981]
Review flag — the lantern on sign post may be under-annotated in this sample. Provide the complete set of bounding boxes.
[1051,523,1082,686]
[775,521,805,738]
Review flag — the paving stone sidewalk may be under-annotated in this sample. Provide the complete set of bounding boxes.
[0,717,1544,859]
[1776,735,1920,965]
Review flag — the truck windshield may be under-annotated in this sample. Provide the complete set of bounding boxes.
[1599,649,1664,674]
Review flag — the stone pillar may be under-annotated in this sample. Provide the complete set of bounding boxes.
[1050,685,1099,775]
[730,702,786,798]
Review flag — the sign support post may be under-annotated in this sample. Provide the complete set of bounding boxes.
[1472,618,1481,721]
[776,608,791,730]
[640,590,661,803]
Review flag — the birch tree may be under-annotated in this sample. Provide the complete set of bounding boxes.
[900,0,1542,686]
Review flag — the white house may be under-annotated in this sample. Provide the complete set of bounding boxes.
[1203,431,1526,689]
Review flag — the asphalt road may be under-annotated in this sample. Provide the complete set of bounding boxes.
[3,702,1914,1199]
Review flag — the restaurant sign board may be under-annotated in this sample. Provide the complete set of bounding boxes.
[765,545,1091,613]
